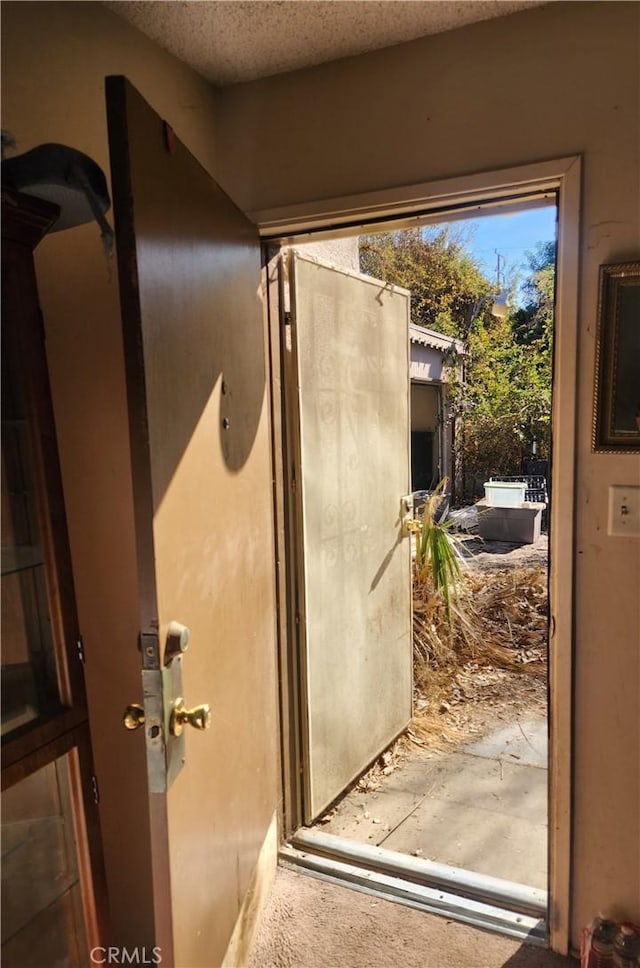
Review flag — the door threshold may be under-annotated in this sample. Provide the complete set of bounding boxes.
[281,829,547,946]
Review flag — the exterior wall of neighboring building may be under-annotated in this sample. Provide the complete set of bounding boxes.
[410,343,447,383]
[410,328,464,499]
[410,383,439,492]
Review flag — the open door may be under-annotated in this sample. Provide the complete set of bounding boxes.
[287,253,413,822]
[105,77,278,967]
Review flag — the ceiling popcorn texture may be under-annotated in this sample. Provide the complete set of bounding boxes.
[103,1,550,86]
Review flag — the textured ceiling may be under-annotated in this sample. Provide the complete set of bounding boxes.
[104,1,550,86]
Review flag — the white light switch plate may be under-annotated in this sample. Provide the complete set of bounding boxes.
[608,485,640,536]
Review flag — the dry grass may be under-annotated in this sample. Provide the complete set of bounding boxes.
[335,560,550,798]
[411,564,548,745]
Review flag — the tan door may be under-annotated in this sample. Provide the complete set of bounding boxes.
[106,77,278,967]
[288,253,413,822]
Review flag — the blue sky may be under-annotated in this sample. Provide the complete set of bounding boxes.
[438,205,557,303]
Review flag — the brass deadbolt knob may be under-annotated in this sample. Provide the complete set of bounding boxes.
[170,698,212,737]
[123,704,145,730]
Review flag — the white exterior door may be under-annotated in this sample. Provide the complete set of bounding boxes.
[289,252,412,821]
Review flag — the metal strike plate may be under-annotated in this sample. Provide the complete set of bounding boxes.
[142,668,166,793]
[142,624,187,793]
[162,656,186,790]
[141,622,209,791]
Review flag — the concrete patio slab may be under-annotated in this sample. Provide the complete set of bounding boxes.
[319,713,548,889]
[407,752,548,822]
[381,781,547,888]
[463,716,547,767]
[322,788,425,843]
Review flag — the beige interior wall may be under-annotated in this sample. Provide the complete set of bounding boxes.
[215,0,640,944]
[0,1,272,950]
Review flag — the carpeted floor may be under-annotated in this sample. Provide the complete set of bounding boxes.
[248,867,576,968]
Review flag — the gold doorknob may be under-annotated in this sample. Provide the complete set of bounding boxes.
[170,698,212,737]
[123,703,145,730]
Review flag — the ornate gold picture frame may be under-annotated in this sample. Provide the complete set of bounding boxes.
[592,261,640,453]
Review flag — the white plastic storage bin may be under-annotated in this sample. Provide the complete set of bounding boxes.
[483,481,526,508]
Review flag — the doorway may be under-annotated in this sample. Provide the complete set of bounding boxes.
[309,207,554,891]
[263,158,579,952]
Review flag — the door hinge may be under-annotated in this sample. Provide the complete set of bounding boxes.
[76,634,85,664]
[284,311,292,328]
[90,774,100,805]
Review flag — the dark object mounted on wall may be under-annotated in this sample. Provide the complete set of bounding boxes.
[1,141,113,252]
[592,260,640,453]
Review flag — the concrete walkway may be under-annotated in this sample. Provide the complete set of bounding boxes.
[321,714,548,889]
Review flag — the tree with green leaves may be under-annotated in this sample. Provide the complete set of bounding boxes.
[457,310,552,494]
[510,241,556,458]
[359,228,555,500]
[512,241,556,345]
[359,226,492,338]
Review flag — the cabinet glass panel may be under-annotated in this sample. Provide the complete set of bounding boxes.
[1,754,89,968]
[1,348,59,734]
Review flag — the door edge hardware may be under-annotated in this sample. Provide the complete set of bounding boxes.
[164,620,190,665]
[123,703,145,730]
[170,698,212,737]
[400,494,415,535]
[140,631,160,670]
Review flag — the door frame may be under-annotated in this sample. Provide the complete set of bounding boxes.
[260,156,580,956]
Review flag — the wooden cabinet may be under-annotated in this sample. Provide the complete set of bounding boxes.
[1,188,106,966]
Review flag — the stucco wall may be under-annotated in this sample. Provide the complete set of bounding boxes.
[215,0,640,943]
[295,236,360,272]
